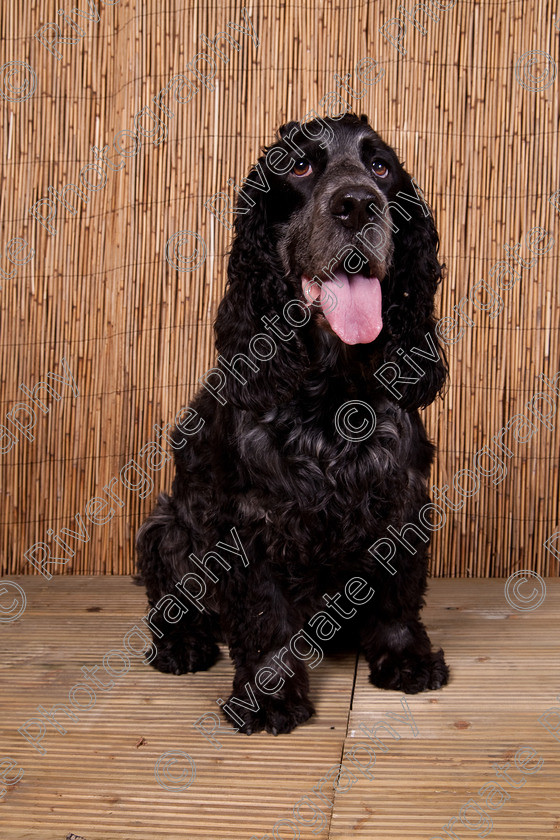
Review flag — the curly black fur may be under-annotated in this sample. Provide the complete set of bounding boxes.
[137,114,449,735]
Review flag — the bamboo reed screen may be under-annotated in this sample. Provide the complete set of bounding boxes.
[0,0,559,578]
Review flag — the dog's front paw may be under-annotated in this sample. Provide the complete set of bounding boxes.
[369,648,449,693]
[222,694,315,735]
[149,641,220,675]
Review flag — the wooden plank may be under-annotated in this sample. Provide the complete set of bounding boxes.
[0,576,356,839]
[1,578,559,838]
[331,579,560,839]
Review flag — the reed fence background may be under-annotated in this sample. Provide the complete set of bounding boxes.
[1,0,559,577]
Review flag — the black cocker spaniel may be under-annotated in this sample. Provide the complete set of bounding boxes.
[136,113,449,735]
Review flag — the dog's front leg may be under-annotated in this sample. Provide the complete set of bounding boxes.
[220,576,315,734]
[360,561,449,693]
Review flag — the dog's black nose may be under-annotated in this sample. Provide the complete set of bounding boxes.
[329,187,380,230]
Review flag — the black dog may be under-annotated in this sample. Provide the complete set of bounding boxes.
[136,113,449,735]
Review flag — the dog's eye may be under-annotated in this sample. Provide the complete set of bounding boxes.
[292,159,312,177]
[372,160,389,179]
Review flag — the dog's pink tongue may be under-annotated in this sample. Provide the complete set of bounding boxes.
[321,270,383,345]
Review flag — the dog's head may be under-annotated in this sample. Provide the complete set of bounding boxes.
[272,114,407,346]
[214,113,447,414]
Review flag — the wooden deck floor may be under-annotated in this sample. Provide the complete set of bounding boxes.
[1,577,559,840]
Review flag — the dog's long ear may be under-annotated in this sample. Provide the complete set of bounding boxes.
[213,159,309,415]
[380,176,448,410]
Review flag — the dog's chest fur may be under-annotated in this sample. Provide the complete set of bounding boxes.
[231,392,431,548]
